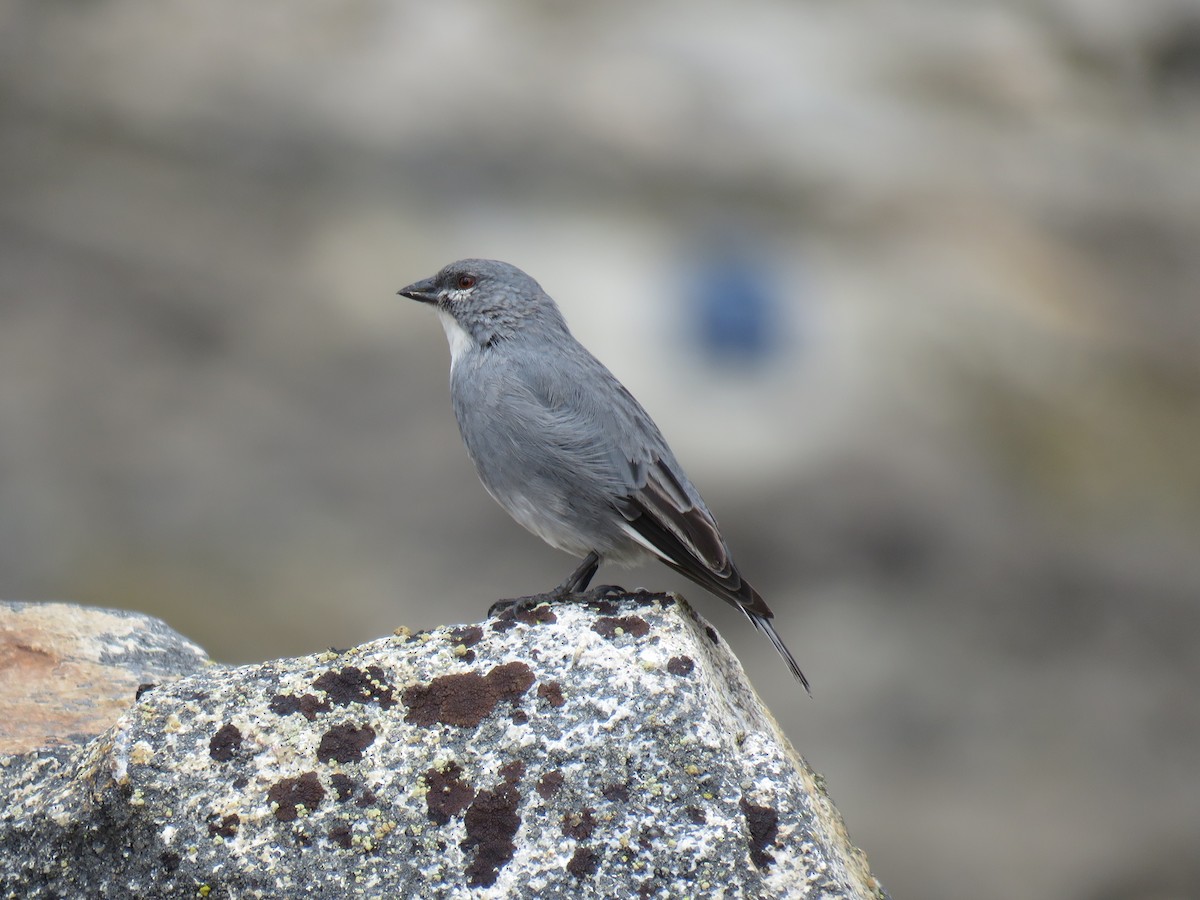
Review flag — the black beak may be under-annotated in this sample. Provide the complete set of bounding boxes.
[397,275,439,303]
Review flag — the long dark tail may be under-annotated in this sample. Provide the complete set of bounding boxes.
[658,556,811,694]
[750,614,811,695]
[617,495,809,692]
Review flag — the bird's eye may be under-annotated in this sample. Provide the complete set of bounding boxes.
[456,274,476,290]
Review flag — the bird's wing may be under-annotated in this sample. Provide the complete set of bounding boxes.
[614,459,811,691]
[619,457,728,572]
[613,457,770,619]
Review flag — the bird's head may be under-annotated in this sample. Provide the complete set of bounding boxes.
[398,259,568,353]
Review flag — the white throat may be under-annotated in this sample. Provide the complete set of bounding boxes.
[437,309,476,370]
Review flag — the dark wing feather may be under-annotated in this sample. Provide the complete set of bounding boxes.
[615,458,810,691]
[616,461,755,609]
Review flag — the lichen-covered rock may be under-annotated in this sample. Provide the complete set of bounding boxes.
[0,595,887,899]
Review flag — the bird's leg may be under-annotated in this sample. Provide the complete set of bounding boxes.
[553,553,633,600]
[487,551,605,618]
[555,550,600,594]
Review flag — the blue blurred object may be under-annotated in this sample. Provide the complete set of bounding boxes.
[686,240,788,367]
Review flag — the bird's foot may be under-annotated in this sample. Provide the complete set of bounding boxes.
[486,592,560,618]
[578,584,628,602]
[486,583,632,620]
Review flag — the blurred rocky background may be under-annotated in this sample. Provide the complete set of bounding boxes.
[1,1,1198,897]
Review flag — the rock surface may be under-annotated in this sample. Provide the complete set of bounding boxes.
[0,600,211,755]
[0,597,884,899]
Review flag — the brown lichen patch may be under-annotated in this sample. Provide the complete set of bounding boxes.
[330,773,356,802]
[537,681,565,707]
[666,656,695,677]
[268,772,325,822]
[312,665,396,710]
[269,692,331,721]
[567,846,601,879]
[450,626,483,662]
[489,662,536,700]
[591,616,650,640]
[601,782,629,803]
[515,604,557,625]
[705,626,719,645]
[450,625,484,647]
[316,722,376,764]
[561,808,596,840]
[423,762,476,825]
[354,786,378,809]
[403,662,535,728]
[536,770,564,799]
[489,617,519,634]
[207,813,240,838]
[328,824,353,850]
[403,673,494,727]
[208,723,242,762]
[462,782,521,887]
[498,760,525,784]
[740,798,779,870]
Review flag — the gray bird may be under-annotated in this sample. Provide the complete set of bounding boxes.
[398,259,808,690]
